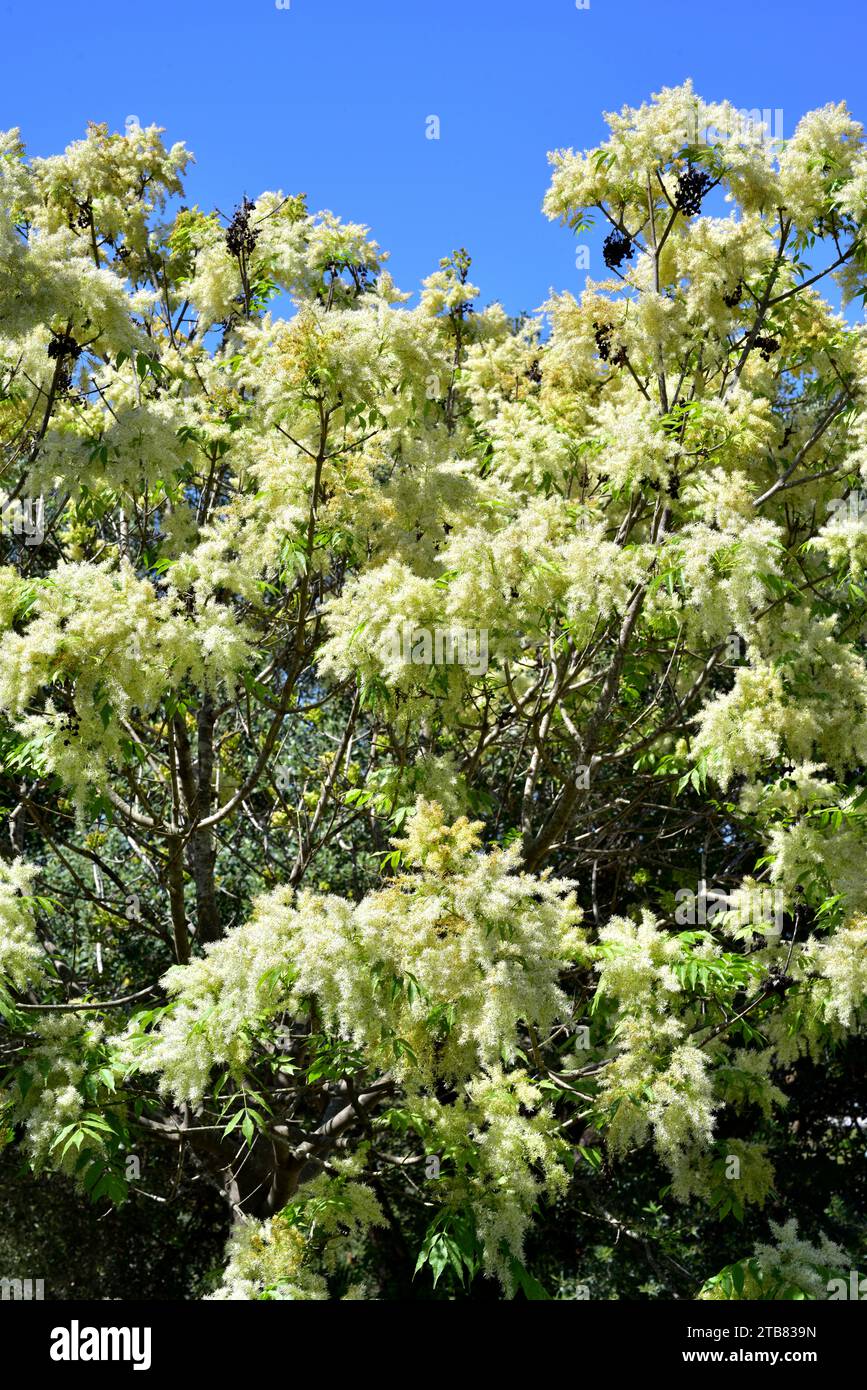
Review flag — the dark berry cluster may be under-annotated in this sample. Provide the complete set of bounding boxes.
[763,965,795,996]
[326,259,375,294]
[76,198,93,229]
[722,282,744,307]
[602,228,634,271]
[525,358,542,384]
[593,321,627,367]
[47,331,82,395]
[754,333,780,361]
[47,331,82,362]
[61,716,81,748]
[675,166,713,217]
[226,198,260,258]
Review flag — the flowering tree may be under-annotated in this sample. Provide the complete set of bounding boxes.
[2,83,867,1299]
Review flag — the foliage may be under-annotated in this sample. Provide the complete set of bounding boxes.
[2,86,867,1299]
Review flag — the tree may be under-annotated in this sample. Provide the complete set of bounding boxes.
[2,82,867,1300]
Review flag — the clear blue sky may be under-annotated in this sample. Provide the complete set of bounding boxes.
[3,0,866,315]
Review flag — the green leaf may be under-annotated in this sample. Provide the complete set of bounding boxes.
[509,1256,551,1300]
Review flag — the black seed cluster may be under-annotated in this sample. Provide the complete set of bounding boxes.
[61,714,81,747]
[754,334,780,361]
[349,261,372,288]
[675,166,713,217]
[602,229,634,271]
[47,331,82,395]
[325,259,375,294]
[226,198,260,258]
[525,359,542,384]
[723,282,743,307]
[47,331,82,362]
[593,321,627,367]
[76,198,93,229]
[764,966,795,996]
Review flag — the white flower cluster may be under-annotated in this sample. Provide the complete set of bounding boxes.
[593,913,718,1175]
[809,916,867,1029]
[8,1014,102,1168]
[207,1218,327,1301]
[407,1066,569,1291]
[694,610,867,790]
[130,801,584,1105]
[207,1174,384,1300]
[0,559,255,806]
[753,1219,848,1300]
[0,857,43,991]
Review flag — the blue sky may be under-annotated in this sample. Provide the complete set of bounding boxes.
[3,0,866,315]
